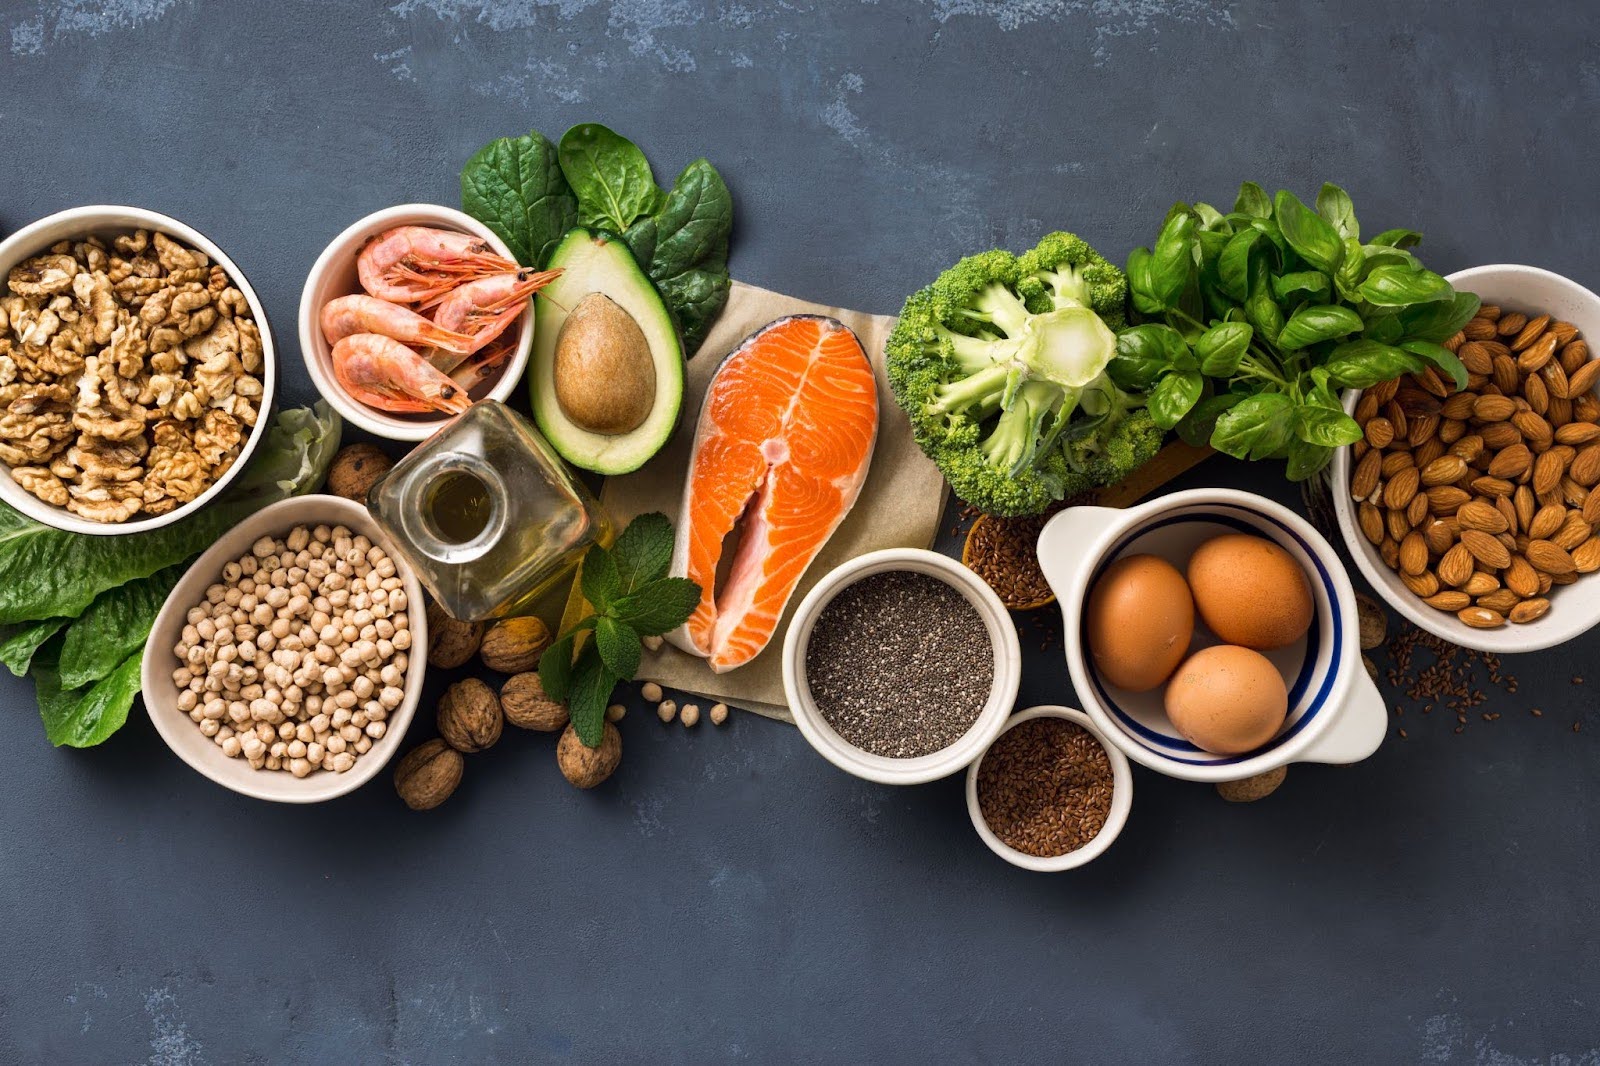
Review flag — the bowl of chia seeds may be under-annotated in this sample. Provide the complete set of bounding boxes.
[781,548,1021,785]
[966,706,1132,872]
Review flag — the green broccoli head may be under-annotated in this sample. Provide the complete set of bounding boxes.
[886,232,1159,517]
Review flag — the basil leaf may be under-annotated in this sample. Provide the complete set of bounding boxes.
[0,618,66,677]
[1127,247,1163,316]
[1359,265,1454,307]
[1177,392,1244,448]
[1398,291,1482,343]
[1359,245,1418,273]
[539,633,576,702]
[645,158,733,351]
[1149,371,1204,430]
[1148,210,1197,312]
[1249,217,1289,262]
[594,616,642,681]
[1246,292,1285,346]
[1196,321,1253,376]
[580,547,621,611]
[1402,339,1468,392]
[566,645,615,748]
[1274,189,1343,274]
[1113,324,1190,389]
[1334,238,1366,302]
[1234,181,1272,219]
[1276,305,1365,350]
[460,131,577,267]
[1362,312,1405,345]
[1217,229,1259,302]
[610,511,674,596]
[613,577,703,636]
[58,563,184,689]
[1323,340,1427,387]
[1315,183,1360,241]
[33,647,141,749]
[1286,438,1335,481]
[1371,227,1423,249]
[558,123,661,236]
[1295,404,1365,447]
[1194,201,1227,230]
[1211,392,1297,460]
[1273,271,1330,303]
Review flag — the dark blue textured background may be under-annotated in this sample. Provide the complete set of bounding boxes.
[2,1,1598,1062]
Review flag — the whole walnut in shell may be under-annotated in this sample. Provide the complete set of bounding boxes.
[437,677,503,753]
[557,721,621,789]
[480,616,551,673]
[501,672,568,732]
[327,442,394,503]
[394,739,464,810]
[426,598,485,669]
[1215,765,1287,803]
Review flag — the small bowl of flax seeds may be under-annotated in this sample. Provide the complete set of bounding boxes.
[966,706,1132,871]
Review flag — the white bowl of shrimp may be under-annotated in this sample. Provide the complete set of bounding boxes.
[298,204,552,442]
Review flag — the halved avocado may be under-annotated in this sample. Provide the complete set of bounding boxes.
[530,228,685,475]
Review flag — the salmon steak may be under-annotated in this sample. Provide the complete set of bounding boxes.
[669,315,878,673]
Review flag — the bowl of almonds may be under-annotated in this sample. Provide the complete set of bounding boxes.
[1332,264,1600,652]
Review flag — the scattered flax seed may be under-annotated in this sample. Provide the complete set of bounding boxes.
[1532,708,1544,717]
[1380,624,1519,734]
[1574,676,1585,685]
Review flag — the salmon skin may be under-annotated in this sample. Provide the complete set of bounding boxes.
[669,315,878,673]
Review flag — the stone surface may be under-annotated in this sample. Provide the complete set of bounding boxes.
[1,1,1598,1061]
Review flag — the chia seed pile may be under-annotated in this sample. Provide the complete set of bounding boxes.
[805,570,993,758]
[976,717,1114,857]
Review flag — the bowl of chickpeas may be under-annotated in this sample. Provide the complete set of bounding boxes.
[142,493,428,802]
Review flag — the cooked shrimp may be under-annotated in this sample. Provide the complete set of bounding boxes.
[356,226,518,304]
[332,334,471,416]
[424,268,560,371]
[321,294,475,353]
[447,332,518,394]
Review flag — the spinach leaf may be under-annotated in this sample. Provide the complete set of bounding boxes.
[644,159,733,352]
[1359,265,1453,307]
[1315,183,1359,241]
[1323,340,1426,387]
[0,618,66,677]
[558,123,662,236]
[1234,181,1272,219]
[1274,189,1343,274]
[58,563,184,689]
[1212,392,1296,460]
[460,131,578,267]
[1276,305,1365,350]
[33,647,141,749]
[1195,322,1253,377]
[1149,371,1203,430]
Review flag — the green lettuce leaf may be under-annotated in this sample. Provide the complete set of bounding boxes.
[0,618,67,676]
[35,647,142,749]
[58,563,185,689]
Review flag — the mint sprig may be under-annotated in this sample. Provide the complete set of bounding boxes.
[540,513,701,747]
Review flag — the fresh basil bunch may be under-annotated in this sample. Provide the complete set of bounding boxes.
[1110,182,1480,480]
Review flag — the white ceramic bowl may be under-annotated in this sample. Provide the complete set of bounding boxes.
[1038,488,1387,783]
[298,204,533,442]
[1332,264,1600,653]
[141,494,428,803]
[0,205,277,535]
[966,706,1132,872]
[782,548,1022,785]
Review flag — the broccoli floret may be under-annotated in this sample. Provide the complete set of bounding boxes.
[886,232,1160,517]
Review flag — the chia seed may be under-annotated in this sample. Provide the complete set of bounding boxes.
[804,569,993,758]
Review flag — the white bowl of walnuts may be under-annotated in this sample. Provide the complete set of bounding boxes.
[1332,264,1600,653]
[0,205,276,534]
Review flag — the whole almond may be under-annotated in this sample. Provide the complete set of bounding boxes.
[1562,339,1591,375]
[1461,529,1512,569]
[1441,392,1478,420]
[1528,503,1567,540]
[1562,477,1589,508]
[1471,475,1515,498]
[1524,371,1550,416]
[1497,495,1520,534]
[1550,394,1575,427]
[1420,455,1467,487]
[1381,451,1415,477]
[1577,394,1600,421]
[1387,400,1411,439]
[1570,444,1600,487]
[1408,413,1440,447]
[1372,378,1401,404]
[1552,321,1580,345]
[1512,410,1553,447]
[1527,539,1576,575]
[1479,306,1504,322]
[1381,539,1402,570]
[1407,492,1430,528]
[1584,490,1600,527]
[1350,448,1382,500]
[1400,570,1438,597]
[1492,355,1521,395]
[1457,342,1493,376]
[1384,467,1420,511]
[1365,417,1395,449]
[1426,485,1471,514]
[1489,444,1533,480]
[1424,591,1471,611]
[1533,449,1566,495]
[1516,331,1558,373]
[1423,518,1457,555]
[1355,392,1381,423]
[1398,531,1428,576]
[1509,598,1551,624]
[1497,311,1529,337]
[1473,394,1517,422]
[1415,438,1447,469]
[1386,508,1412,543]
[1511,313,1551,350]
[1439,418,1467,445]
[1556,422,1600,445]
[1551,571,1579,586]
[1359,502,1384,545]
[1463,572,1501,596]
[1449,434,1484,463]
[1573,537,1600,573]
[1437,542,1476,587]
[1476,589,1520,613]
[1514,485,1537,530]
[1568,358,1600,399]
[1457,499,1508,534]
[1458,606,1506,629]
[1543,359,1572,400]
[1554,513,1592,551]
[1505,555,1541,598]
[1464,317,1498,341]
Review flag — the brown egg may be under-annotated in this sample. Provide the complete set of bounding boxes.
[1085,554,1194,692]
[1164,645,1288,755]
[1187,533,1314,650]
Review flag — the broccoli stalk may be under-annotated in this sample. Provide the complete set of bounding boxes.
[885,233,1165,516]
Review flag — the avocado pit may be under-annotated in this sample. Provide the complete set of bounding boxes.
[552,293,656,435]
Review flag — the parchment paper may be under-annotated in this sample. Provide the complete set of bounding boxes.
[600,281,948,721]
